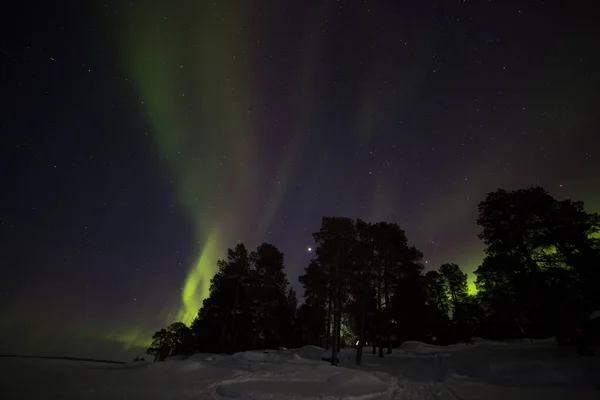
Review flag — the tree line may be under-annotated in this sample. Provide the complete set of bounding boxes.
[146,186,600,363]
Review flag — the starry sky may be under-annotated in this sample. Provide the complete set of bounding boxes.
[1,0,599,361]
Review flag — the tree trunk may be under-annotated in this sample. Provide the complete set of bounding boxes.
[385,279,392,354]
[326,284,333,350]
[515,314,525,340]
[252,330,258,349]
[378,267,384,358]
[331,263,339,366]
[331,314,338,365]
[336,271,342,354]
[338,307,343,352]
[377,269,384,358]
[336,308,342,353]
[232,328,240,353]
[356,301,367,365]
[220,313,230,352]
[229,277,241,353]
[371,327,377,354]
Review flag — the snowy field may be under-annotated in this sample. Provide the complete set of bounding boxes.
[1,339,599,399]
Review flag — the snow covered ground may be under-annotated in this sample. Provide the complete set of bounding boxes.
[1,339,599,399]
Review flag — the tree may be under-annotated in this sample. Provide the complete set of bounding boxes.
[477,187,600,278]
[146,328,170,362]
[369,222,406,357]
[284,287,299,346]
[439,263,468,323]
[386,244,424,352]
[303,217,427,364]
[248,243,292,349]
[475,187,600,339]
[190,242,295,353]
[422,270,451,343]
[167,322,194,356]
[423,271,450,316]
[351,219,376,365]
[477,187,555,266]
[474,255,523,339]
[191,243,252,353]
[298,260,328,346]
[312,217,357,365]
[145,322,193,362]
[287,287,298,321]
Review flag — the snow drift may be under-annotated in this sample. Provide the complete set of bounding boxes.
[2,338,599,399]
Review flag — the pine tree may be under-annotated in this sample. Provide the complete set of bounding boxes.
[249,243,291,349]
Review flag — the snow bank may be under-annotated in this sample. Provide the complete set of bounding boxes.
[187,352,223,362]
[293,345,326,361]
[4,339,600,399]
[164,354,187,361]
[325,339,600,391]
[397,340,476,354]
[457,346,600,387]
[232,349,301,364]
[207,351,398,400]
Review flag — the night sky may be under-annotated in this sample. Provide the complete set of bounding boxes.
[1,1,599,361]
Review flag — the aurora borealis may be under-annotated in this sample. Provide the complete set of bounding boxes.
[1,1,599,360]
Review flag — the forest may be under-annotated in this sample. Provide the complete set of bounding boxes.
[146,186,600,364]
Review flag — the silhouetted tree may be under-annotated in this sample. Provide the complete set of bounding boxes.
[167,322,194,356]
[191,243,252,353]
[148,189,599,360]
[422,270,451,342]
[439,263,468,312]
[283,287,298,346]
[190,242,295,353]
[312,217,357,365]
[474,255,524,338]
[475,187,600,340]
[439,263,470,341]
[351,219,376,365]
[370,222,418,356]
[304,217,426,365]
[424,271,450,314]
[298,260,328,346]
[248,243,292,349]
[145,322,193,362]
[146,328,170,362]
[390,262,427,344]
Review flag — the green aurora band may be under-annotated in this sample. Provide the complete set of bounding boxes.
[106,2,600,347]
[113,2,331,339]
[121,3,256,325]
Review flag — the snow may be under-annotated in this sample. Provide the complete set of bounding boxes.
[295,344,329,361]
[1,339,599,399]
